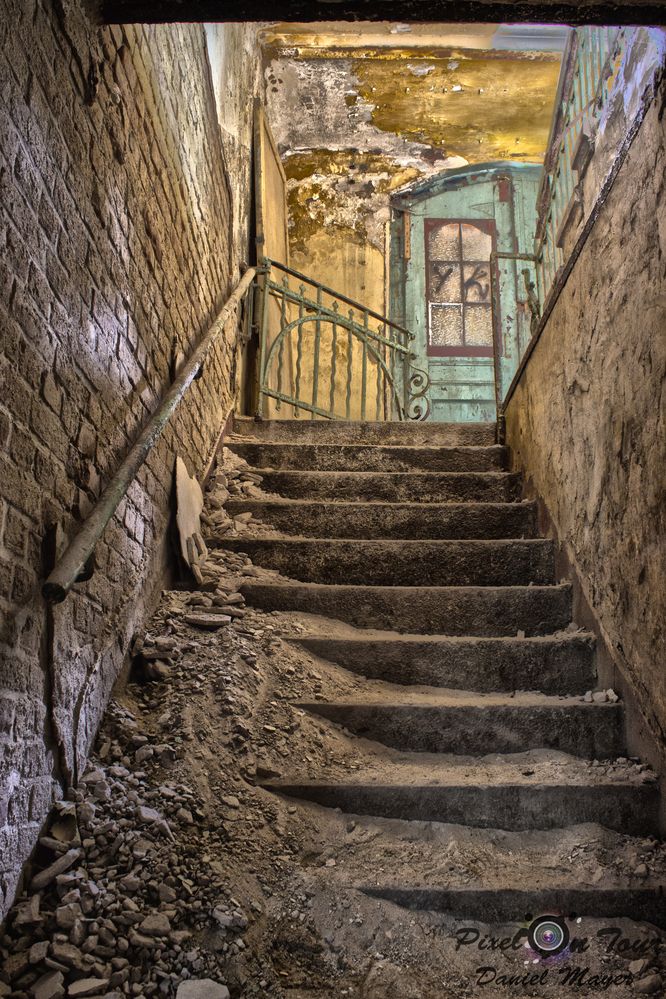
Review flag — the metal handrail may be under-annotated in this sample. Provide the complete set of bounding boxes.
[253,258,428,422]
[42,267,257,604]
[263,258,415,340]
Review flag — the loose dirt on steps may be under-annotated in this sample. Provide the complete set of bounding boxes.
[2,456,665,999]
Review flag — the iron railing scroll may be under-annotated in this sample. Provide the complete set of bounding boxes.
[252,258,429,421]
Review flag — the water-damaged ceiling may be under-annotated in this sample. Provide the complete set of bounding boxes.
[262,21,566,261]
[263,21,566,165]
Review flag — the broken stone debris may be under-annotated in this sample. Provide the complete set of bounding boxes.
[175,981,230,999]
[582,688,620,703]
[3,442,666,999]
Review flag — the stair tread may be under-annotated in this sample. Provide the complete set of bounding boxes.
[295,814,666,888]
[242,581,573,636]
[229,439,505,455]
[263,751,653,787]
[232,417,496,447]
[244,581,570,593]
[252,469,523,502]
[250,469,517,479]
[290,629,594,644]
[295,690,618,709]
[228,441,508,472]
[225,498,532,509]
[219,537,549,547]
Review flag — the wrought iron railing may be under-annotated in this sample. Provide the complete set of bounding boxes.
[534,26,624,305]
[250,258,430,421]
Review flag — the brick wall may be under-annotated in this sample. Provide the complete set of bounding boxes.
[0,0,252,918]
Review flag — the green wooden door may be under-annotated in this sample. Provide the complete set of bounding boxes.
[390,163,541,423]
[423,217,496,422]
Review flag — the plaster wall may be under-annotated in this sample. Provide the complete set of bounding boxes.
[263,29,561,347]
[205,24,263,414]
[505,75,666,755]
[0,0,247,918]
[553,28,666,264]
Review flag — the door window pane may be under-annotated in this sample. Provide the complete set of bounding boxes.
[428,262,460,303]
[426,220,494,353]
[430,304,463,346]
[463,263,491,303]
[464,304,493,345]
[428,223,460,259]
[461,223,493,260]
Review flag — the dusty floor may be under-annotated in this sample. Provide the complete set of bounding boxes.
[2,456,665,999]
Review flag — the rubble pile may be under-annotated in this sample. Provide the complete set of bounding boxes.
[0,698,248,999]
[200,450,278,542]
[3,445,666,998]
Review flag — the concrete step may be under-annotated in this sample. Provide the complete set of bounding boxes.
[224,499,537,540]
[289,801,666,928]
[231,417,497,447]
[295,810,666,926]
[220,538,555,586]
[228,441,508,473]
[241,582,573,635]
[256,469,522,503]
[362,886,666,927]
[292,632,596,694]
[262,757,659,834]
[296,692,623,757]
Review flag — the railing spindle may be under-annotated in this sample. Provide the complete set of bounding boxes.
[295,284,305,418]
[312,286,322,416]
[329,303,338,415]
[276,276,289,411]
[374,325,382,421]
[345,327,353,420]
[360,310,368,421]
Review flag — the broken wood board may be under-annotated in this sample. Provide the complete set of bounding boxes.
[175,456,208,584]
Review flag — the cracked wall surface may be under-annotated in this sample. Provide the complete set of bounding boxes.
[0,0,257,919]
[505,74,666,757]
[263,23,563,312]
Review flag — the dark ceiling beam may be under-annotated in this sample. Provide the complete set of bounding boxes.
[98,1,666,25]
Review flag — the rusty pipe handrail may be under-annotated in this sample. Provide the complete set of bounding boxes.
[42,266,257,604]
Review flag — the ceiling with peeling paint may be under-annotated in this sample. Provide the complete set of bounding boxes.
[261,21,566,290]
[263,22,565,166]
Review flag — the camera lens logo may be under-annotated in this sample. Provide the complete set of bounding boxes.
[527,915,570,957]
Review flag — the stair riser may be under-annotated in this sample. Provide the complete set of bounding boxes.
[293,637,596,694]
[265,784,659,835]
[363,888,666,928]
[232,418,497,447]
[221,539,555,587]
[224,501,537,540]
[299,704,624,758]
[241,583,572,636]
[257,471,522,503]
[229,442,508,473]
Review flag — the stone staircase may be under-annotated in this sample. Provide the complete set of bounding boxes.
[221,416,664,927]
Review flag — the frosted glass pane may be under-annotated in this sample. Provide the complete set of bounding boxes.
[428,223,460,260]
[464,304,493,345]
[463,263,491,303]
[430,304,463,346]
[429,262,460,303]
[461,223,492,260]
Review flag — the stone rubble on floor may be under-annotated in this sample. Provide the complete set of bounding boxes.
[3,442,666,999]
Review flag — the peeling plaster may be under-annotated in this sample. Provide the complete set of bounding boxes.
[263,22,563,308]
